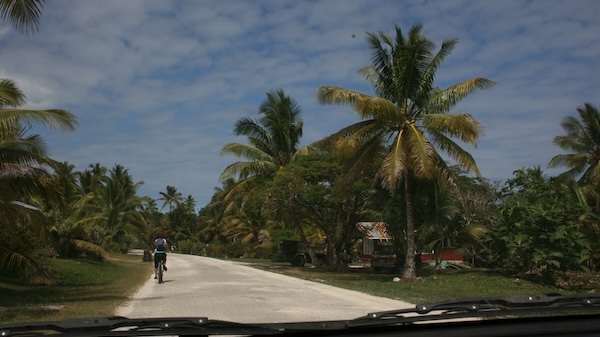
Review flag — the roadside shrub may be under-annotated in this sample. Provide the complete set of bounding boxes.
[225,242,245,258]
[177,240,205,255]
[249,242,273,259]
[205,243,225,257]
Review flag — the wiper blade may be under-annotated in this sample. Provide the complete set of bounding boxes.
[350,294,600,327]
[0,316,289,337]
[4,295,600,336]
[414,293,600,314]
[1,316,366,337]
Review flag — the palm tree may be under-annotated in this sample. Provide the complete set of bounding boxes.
[548,103,600,189]
[35,162,109,260]
[96,165,147,252]
[0,78,76,283]
[72,164,147,253]
[218,90,305,251]
[158,185,183,211]
[317,24,494,279]
[199,179,237,243]
[0,0,44,34]
[219,89,304,183]
[183,195,196,213]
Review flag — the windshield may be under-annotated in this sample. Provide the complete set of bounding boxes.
[1,0,600,331]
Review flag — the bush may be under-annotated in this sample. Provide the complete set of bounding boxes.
[177,240,206,255]
[225,242,245,258]
[248,243,273,259]
[205,243,225,257]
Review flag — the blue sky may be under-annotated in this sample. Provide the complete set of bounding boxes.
[1,0,599,208]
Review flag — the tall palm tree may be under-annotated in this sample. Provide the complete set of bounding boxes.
[83,164,148,252]
[158,185,183,212]
[180,195,197,217]
[0,78,76,282]
[218,90,305,249]
[35,162,109,260]
[220,89,304,183]
[0,0,44,34]
[549,103,600,188]
[317,24,494,278]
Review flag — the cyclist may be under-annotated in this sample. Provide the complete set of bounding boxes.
[152,235,169,279]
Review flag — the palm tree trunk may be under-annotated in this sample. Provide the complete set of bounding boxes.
[402,174,417,279]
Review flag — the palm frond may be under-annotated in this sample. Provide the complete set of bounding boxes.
[0,0,44,34]
[423,113,483,146]
[426,78,495,113]
[0,248,54,284]
[406,123,435,179]
[221,143,273,161]
[548,153,588,171]
[428,130,480,175]
[549,103,600,185]
[219,160,276,181]
[316,86,370,107]
[335,129,386,191]
[355,96,401,121]
[416,38,458,104]
[357,65,381,88]
[0,108,77,131]
[377,131,407,191]
[0,78,26,106]
[552,133,588,153]
[71,239,109,260]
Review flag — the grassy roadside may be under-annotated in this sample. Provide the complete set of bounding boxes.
[0,254,152,325]
[239,260,578,304]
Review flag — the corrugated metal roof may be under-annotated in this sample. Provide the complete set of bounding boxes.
[356,222,392,240]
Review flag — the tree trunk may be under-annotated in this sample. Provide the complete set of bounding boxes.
[402,174,417,279]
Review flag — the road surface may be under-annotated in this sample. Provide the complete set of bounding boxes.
[116,253,413,323]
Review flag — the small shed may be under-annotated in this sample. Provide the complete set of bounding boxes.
[356,222,393,258]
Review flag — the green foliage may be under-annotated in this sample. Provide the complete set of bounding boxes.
[177,239,206,255]
[549,103,600,184]
[267,152,373,266]
[205,243,226,257]
[0,78,76,283]
[317,24,493,278]
[477,167,589,282]
[219,89,303,182]
[0,221,54,284]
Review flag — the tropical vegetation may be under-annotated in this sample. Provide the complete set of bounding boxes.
[2,7,600,291]
[316,24,494,278]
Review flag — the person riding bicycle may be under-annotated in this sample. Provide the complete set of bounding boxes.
[152,235,169,279]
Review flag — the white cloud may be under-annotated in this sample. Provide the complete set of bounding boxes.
[1,0,599,206]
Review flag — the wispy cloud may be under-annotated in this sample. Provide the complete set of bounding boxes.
[0,0,598,206]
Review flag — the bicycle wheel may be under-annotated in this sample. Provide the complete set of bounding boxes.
[158,261,164,283]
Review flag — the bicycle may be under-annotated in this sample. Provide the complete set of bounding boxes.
[157,256,165,283]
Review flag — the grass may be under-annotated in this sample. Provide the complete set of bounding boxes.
[240,260,577,304]
[0,254,151,325]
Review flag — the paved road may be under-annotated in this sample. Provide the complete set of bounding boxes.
[116,253,413,323]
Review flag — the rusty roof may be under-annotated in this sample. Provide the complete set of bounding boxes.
[356,222,392,240]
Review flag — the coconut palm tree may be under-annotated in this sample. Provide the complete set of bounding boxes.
[218,90,306,251]
[549,103,600,188]
[220,89,304,183]
[36,162,109,260]
[0,0,44,34]
[95,165,148,252]
[0,78,76,282]
[317,24,494,278]
[158,185,183,212]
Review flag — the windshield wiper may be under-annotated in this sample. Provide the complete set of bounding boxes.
[0,316,294,337]
[3,295,600,336]
[349,294,600,327]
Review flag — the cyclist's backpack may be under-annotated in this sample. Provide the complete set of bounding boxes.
[155,238,166,252]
